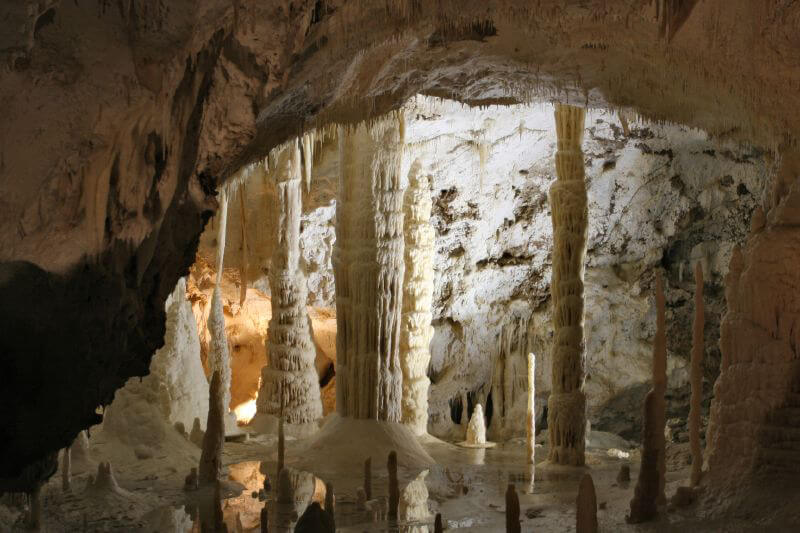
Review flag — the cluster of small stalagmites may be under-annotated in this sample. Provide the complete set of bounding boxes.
[576,474,598,533]
[257,140,322,428]
[333,114,405,421]
[628,272,667,523]
[85,461,123,495]
[200,371,225,484]
[547,104,589,467]
[400,165,435,435]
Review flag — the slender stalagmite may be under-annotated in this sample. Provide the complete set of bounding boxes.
[62,445,71,492]
[400,165,435,435]
[199,372,225,483]
[547,104,588,466]
[256,140,322,432]
[690,262,704,486]
[506,483,521,533]
[333,114,405,421]
[388,451,399,521]
[628,272,667,523]
[576,473,598,533]
[527,352,536,465]
[364,457,372,499]
[434,513,443,533]
[325,481,335,528]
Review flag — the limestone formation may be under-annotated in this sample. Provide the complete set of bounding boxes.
[260,506,269,533]
[690,262,704,487]
[506,483,521,533]
[466,404,487,445]
[27,486,42,530]
[295,502,334,533]
[333,115,405,421]
[364,457,372,500]
[527,352,536,465]
[255,140,322,433]
[400,165,435,435]
[184,467,199,491]
[628,271,667,523]
[434,513,443,533]
[356,487,367,511]
[547,104,588,466]
[576,473,598,533]
[199,372,225,484]
[491,317,531,439]
[324,481,335,528]
[85,462,124,495]
[61,446,71,492]
[388,450,399,521]
[190,418,205,448]
[399,469,430,522]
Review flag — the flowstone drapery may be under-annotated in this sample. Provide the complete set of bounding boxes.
[546,104,589,466]
[400,164,434,435]
[253,140,322,434]
[333,114,405,421]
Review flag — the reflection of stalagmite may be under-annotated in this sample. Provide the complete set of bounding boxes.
[547,104,588,466]
[400,165,434,435]
[628,272,667,523]
[505,483,520,533]
[690,262,704,487]
[527,353,536,465]
[576,473,598,533]
[388,451,399,521]
[255,141,322,433]
[200,372,225,484]
[466,404,487,445]
[333,115,405,421]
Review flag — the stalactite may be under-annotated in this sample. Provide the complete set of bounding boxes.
[526,352,536,465]
[576,474,598,533]
[400,164,434,435]
[255,140,322,431]
[301,131,314,193]
[215,189,228,284]
[333,113,405,421]
[199,372,225,484]
[628,272,667,523]
[239,183,248,306]
[547,104,588,466]
[689,262,704,487]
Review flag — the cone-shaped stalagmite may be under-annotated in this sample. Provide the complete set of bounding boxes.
[255,140,322,431]
[690,262,704,486]
[434,513,443,533]
[334,114,405,421]
[506,483,521,533]
[547,104,588,466]
[628,272,667,523]
[400,165,435,435]
[388,451,399,521]
[576,473,598,533]
[200,372,225,484]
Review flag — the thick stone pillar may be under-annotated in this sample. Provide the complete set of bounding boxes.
[400,164,434,434]
[546,104,588,466]
[255,140,322,433]
[333,113,405,421]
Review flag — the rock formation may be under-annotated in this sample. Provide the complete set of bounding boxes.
[628,272,667,523]
[466,404,487,445]
[388,450,399,521]
[576,473,598,533]
[399,469,430,522]
[85,462,125,495]
[199,372,225,484]
[527,352,536,465]
[333,115,405,421]
[491,317,531,439]
[295,502,334,533]
[61,446,70,492]
[547,104,588,466]
[364,457,372,500]
[617,464,631,484]
[690,262,704,487]
[506,483,521,533]
[324,481,335,528]
[400,165,435,435]
[254,140,322,435]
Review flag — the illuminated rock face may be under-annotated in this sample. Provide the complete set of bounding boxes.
[547,104,588,466]
[255,141,322,432]
[400,165,435,435]
[333,114,405,421]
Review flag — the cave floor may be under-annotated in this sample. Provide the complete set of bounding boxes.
[0,428,776,532]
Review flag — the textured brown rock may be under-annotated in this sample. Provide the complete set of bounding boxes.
[576,473,598,533]
[690,262,704,487]
[388,451,399,521]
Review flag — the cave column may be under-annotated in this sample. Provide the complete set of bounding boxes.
[333,113,405,421]
[546,104,588,466]
[255,140,322,434]
[400,162,434,435]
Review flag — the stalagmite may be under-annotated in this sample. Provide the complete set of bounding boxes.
[333,115,405,421]
[434,512,443,533]
[260,506,269,533]
[199,371,225,484]
[400,165,435,435]
[274,468,298,533]
[576,473,598,533]
[61,445,71,492]
[527,352,536,465]
[399,469,430,522]
[547,104,588,466]
[324,481,335,528]
[364,457,372,500]
[27,486,42,530]
[466,404,487,445]
[86,461,124,494]
[388,450,399,521]
[295,502,334,533]
[506,483,521,533]
[254,140,322,435]
[628,272,667,523]
[690,262,704,487]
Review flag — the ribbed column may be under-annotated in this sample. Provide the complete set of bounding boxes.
[333,113,405,421]
[400,164,434,434]
[256,140,322,429]
[546,104,588,466]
